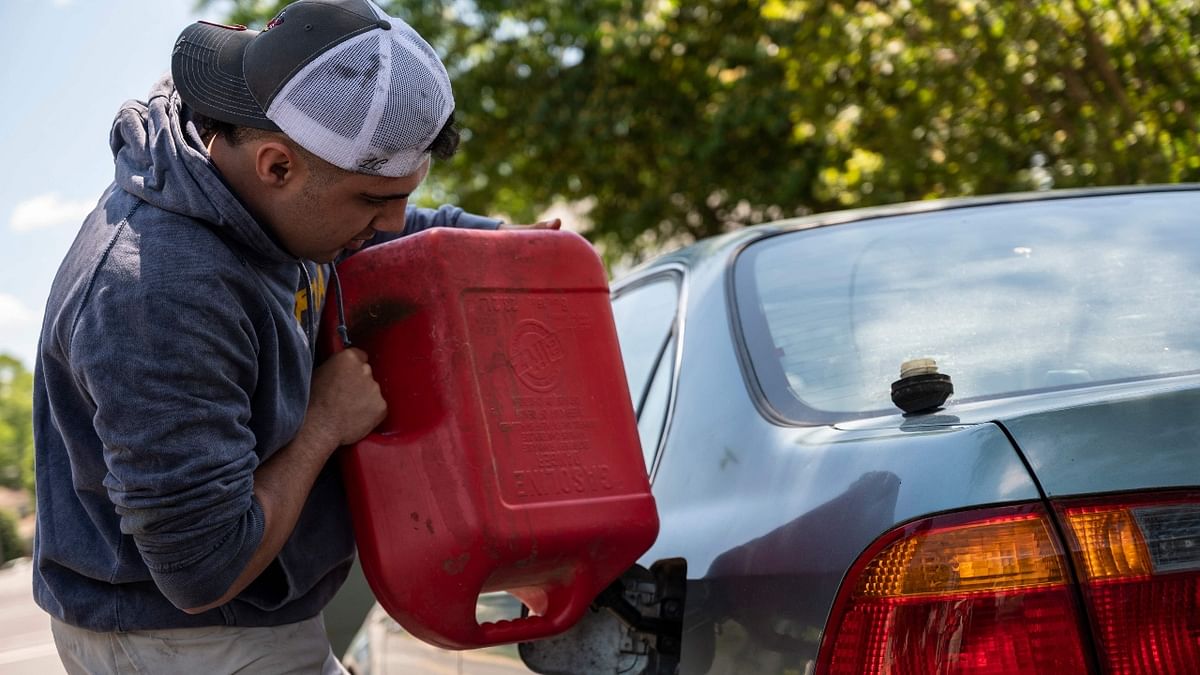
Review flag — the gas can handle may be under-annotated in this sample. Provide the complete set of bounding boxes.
[474,570,595,646]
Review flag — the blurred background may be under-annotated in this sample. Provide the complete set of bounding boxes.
[2,0,1200,668]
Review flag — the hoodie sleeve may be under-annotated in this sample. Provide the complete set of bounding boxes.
[404,204,502,234]
[70,241,267,611]
[363,206,500,250]
[399,204,502,236]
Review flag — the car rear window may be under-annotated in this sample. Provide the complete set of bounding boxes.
[734,191,1200,422]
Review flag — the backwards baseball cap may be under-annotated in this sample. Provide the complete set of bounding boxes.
[172,0,453,177]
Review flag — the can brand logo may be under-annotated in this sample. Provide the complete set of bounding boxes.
[509,320,563,392]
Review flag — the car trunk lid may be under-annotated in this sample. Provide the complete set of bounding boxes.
[838,374,1200,498]
[993,383,1200,498]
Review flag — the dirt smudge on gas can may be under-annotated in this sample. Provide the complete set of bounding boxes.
[442,552,470,575]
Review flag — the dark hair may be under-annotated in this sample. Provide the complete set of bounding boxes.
[189,110,344,184]
[189,111,263,146]
[427,111,460,160]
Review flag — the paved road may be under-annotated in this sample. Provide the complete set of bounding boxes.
[0,559,66,675]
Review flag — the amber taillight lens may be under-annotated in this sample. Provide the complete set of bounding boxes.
[1057,492,1200,675]
[817,503,1092,675]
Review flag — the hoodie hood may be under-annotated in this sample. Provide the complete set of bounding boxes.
[109,73,293,263]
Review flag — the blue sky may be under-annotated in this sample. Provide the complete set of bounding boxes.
[0,1,226,367]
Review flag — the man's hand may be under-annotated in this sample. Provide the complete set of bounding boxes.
[303,348,387,451]
[499,218,562,230]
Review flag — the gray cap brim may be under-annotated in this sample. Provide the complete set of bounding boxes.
[171,22,281,131]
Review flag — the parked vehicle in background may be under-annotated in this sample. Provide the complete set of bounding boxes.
[344,186,1200,674]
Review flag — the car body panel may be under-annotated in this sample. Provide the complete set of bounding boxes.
[646,422,1041,575]
[654,422,1042,673]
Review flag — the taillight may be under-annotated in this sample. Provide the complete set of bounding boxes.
[1056,491,1200,675]
[817,504,1092,675]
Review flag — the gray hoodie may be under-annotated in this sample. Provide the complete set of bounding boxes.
[32,74,498,631]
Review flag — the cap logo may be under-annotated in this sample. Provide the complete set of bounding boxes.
[358,156,390,172]
[265,13,285,31]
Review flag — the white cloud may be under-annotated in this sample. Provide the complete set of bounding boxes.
[51,0,74,7]
[0,294,34,326]
[9,193,93,233]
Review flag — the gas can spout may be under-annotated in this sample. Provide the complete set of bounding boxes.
[891,358,954,415]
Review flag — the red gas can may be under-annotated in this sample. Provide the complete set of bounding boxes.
[319,228,659,650]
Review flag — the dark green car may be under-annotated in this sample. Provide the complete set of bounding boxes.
[340,186,1200,675]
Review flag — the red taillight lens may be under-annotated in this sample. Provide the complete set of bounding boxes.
[1057,492,1200,675]
[817,504,1091,675]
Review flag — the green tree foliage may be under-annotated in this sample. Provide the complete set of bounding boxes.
[0,509,23,562]
[0,356,34,494]
[217,0,1200,259]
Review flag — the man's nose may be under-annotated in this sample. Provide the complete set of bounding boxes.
[372,201,408,233]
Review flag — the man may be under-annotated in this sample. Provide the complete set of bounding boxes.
[32,0,556,671]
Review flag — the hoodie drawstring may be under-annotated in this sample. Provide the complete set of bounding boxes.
[299,263,317,354]
[329,261,352,349]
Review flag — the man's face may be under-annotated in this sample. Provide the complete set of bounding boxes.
[271,158,431,263]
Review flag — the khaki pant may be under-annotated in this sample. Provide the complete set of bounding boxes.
[50,614,348,674]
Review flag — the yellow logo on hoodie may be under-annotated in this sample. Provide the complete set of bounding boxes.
[294,265,328,327]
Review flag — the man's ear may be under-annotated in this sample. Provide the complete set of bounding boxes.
[254,141,298,187]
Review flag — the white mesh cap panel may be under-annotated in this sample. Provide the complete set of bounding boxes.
[283,34,381,140]
[265,10,454,178]
[370,30,450,154]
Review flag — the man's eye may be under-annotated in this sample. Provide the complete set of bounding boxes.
[363,197,386,205]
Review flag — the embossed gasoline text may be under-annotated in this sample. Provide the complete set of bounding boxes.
[508,395,614,498]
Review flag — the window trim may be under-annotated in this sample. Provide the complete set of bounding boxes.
[611,265,687,481]
[727,233,851,427]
